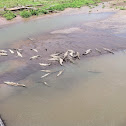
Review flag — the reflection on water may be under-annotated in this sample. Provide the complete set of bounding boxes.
[0,52,126,126]
[0,12,113,47]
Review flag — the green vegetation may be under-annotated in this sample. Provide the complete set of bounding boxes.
[115,6,126,10]
[0,0,100,8]
[0,0,100,20]
[3,11,16,20]
[38,9,49,14]
[120,6,126,10]
[20,10,32,18]
[102,5,105,8]
[0,11,6,15]
[30,9,39,15]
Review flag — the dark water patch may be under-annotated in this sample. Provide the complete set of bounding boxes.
[0,64,40,83]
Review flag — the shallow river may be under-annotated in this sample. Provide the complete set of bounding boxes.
[0,11,126,126]
[0,51,126,126]
[0,12,113,48]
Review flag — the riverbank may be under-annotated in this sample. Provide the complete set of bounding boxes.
[0,0,123,27]
[0,0,101,20]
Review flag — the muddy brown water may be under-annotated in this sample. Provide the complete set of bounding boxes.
[0,11,126,126]
[1,52,126,126]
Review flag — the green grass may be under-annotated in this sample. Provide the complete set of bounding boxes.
[3,11,16,20]
[30,9,39,15]
[115,6,126,10]
[20,10,32,18]
[0,0,100,8]
[0,0,101,20]
[38,9,49,14]
[120,6,126,10]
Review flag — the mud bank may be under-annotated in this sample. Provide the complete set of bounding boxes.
[1,24,126,83]
[0,1,126,83]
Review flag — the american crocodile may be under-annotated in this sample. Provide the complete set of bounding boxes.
[57,69,64,77]
[30,55,40,60]
[17,51,23,57]
[41,73,50,78]
[9,49,14,54]
[103,48,114,54]
[4,81,26,87]
[39,63,51,66]
[83,49,92,55]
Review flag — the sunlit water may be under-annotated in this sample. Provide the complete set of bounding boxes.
[0,51,126,126]
[0,12,113,47]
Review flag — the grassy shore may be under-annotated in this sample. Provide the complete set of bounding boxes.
[0,0,100,20]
